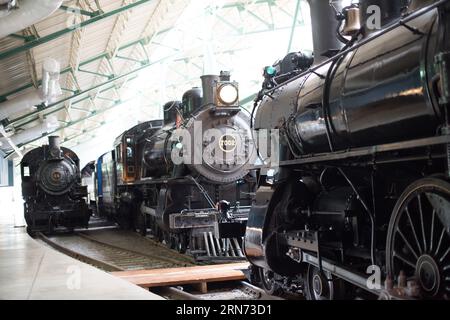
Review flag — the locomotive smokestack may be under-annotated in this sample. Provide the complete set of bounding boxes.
[48,136,60,150]
[200,74,219,106]
[307,0,343,65]
[48,136,61,158]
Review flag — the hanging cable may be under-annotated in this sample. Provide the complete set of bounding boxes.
[338,168,376,266]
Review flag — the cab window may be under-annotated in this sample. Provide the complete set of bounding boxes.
[126,137,133,160]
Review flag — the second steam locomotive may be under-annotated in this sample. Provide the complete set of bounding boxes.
[94,72,257,260]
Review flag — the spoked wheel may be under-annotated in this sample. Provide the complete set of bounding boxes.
[386,178,450,299]
[304,265,345,300]
[258,268,283,296]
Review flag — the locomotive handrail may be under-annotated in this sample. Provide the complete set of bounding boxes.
[186,175,216,209]
[261,0,450,97]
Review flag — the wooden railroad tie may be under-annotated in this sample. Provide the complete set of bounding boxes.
[111,262,249,292]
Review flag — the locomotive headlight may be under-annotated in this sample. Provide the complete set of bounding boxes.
[217,83,239,106]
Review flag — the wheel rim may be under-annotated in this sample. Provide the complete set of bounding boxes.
[259,268,278,293]
[387,179,450,299]
[306,266,334,300]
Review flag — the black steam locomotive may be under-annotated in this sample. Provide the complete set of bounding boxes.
[245,0,450,299]
[21,136,90,234]
[95,72,257,260]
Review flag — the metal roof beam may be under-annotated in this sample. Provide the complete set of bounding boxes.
[11,78,135,129]
[0,0,154,61]
[0,27,173,101]
[59,5,102,18]
[7,51,178,127]
[7,97,133,154]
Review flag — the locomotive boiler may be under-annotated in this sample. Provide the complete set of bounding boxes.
[96,72,257,260]
[245,0,450,299]
[21,136,90,234]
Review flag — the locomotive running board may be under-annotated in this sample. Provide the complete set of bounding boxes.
[300,252,415,299]
[276,135,450,167]
[282,231,384,296]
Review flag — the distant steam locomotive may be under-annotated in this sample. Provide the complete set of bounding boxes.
[21,136,90,234]
[245,0,450,299]
[94,72,257,260]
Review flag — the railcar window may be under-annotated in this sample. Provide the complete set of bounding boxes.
[23,166,30,177]
[116,146,121,162]
[127,146,133,159]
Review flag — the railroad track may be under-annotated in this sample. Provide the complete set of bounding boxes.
[36,231,195,272]
[36,230,284,301]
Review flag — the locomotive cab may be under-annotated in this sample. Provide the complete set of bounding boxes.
[114,135,136,184]
[114,120,164,185]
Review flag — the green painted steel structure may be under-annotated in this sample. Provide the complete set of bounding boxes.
[0,0,306,153]
[0,0,154,61]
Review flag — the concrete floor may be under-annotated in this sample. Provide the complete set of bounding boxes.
[0,213,164,300]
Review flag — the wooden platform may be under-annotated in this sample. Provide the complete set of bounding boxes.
[111,262,249,289]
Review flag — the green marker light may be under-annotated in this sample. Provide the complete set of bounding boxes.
[266,66,276,76]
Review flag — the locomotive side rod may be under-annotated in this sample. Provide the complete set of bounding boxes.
[299,251,414,299]
[301,251,378,295]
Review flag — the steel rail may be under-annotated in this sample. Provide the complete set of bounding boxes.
[36,232,124,271]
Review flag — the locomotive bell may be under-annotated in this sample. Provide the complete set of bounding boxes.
[342,7,361,36]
